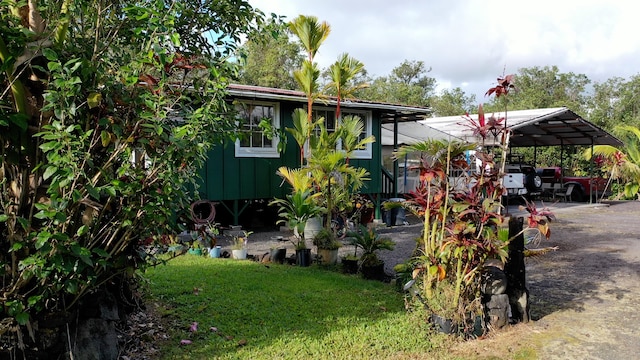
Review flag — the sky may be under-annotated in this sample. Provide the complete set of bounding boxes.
[247,0,640,102]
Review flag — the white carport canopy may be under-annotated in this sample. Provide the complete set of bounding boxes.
[380,122,457,146]
[418,107,622,147]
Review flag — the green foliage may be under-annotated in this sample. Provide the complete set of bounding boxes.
[312,228,342,250]
[0,0,261,337]
[430,87,477,117]
[269,189,324,249]
[356,59,435,106]
[237,15,304,89]
[346,225,395,266]
[484,65,591,113]
[585,125,640,199]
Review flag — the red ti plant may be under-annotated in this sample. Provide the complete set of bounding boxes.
[519,198,556,240]
[461,104,505,145]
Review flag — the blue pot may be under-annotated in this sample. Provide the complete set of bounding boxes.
[209,246,221,258]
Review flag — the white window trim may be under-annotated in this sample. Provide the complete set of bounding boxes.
[234,100,280,158]
[304,106,373,160]
[342,109,373,160]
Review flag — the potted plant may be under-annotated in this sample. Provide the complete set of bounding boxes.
[231,231,252,260]
[270,186,325,267]
[346,225,395,280]
[312,228,342,265]
[187,240,204,256]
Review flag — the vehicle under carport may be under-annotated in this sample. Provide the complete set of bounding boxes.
[393,107,623,203]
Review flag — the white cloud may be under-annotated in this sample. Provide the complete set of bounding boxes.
[248,0,640,101]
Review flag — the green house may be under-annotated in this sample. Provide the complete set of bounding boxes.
[198,84,431,227]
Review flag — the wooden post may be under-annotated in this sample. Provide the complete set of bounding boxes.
[505,217,530,323]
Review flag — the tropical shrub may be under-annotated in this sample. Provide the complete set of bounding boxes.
[0,0,261,347]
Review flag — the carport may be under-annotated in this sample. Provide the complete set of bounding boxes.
[396,107,623,202]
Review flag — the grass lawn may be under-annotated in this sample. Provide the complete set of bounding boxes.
[142,254,457,359]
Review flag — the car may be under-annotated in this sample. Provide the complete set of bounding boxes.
[504,163,543,200]
[536,166,610,202]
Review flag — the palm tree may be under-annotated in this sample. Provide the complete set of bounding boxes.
[584,125,640,199]
[339,115,375,164]
[288,15,331,63]
[288,15,331,160]
[325,53,368,121]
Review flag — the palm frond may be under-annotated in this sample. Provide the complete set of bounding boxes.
[524,246,559,258]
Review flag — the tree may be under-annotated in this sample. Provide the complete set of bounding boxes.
[484,65,591,113]
[0,0,261,353]
[324,52,368,121]
[585,125,640,199]
[356,59,436,106]
[430,87,476,116]
[484,66,591,169]
[237,16,304,89]
[588,75,640,131]
[288,15,331,162]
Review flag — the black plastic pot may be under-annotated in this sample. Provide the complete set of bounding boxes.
[361,262,385,280]
[295,248,312,267]
[430,314,458,334]
[341,258,359,274]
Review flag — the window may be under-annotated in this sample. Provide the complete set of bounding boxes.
[340,109,373,159]
[234,101,280,158]
[307,107,372,160]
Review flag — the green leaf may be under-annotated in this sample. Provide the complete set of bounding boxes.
[36,231,52,249]
[43,166,57,180]
[100,130,111,147]
[27,295,43,308]
[170,32,181,46]
[47,61,61,72]
[65,280,78,294]
[86,184,100,200]
[76,225,89,236]
[16,217,29,230]
[92,248,110,258]
[0,214,8,222]
[104,186,116,197]
[40,141,60,152]
[15,312,30,325]
[43,48,58,61]
[54,212,67,223]
[10,242,23,252]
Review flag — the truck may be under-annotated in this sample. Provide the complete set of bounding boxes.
[396,154,544,202]
[535,166,610,202]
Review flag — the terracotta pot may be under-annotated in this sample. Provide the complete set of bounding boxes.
[360,208,375,224]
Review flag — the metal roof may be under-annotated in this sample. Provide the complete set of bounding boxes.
[227,84,432,123]
[380,122,460,146]
[418,107,622,147]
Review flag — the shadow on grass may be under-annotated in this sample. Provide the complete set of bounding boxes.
[525,201,640,320]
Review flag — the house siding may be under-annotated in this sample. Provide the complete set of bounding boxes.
[198,100,383,202]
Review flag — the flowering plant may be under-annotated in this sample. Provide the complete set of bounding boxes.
[349,193,374,223]
[232,231,252,250]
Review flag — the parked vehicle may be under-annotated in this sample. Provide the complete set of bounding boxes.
[503,163,543,200]
[536,166,610,201]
